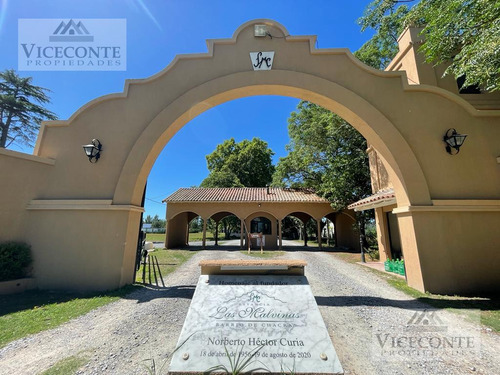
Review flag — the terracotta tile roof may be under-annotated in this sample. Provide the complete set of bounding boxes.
[163,187,330,203]
[348,188,396,211]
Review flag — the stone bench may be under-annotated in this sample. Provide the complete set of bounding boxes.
[199,259,306,276]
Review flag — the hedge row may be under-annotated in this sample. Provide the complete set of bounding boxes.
[0,242,32,281]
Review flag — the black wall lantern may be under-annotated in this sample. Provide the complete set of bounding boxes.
[82,139,102,163]
[443,128,467,155]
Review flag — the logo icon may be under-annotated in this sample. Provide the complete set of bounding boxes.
[250,51,275,71]
[49,19,94,42]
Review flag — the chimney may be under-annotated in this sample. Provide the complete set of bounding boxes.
[266,185,270,194]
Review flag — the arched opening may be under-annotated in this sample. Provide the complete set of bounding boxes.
[208,211,241,248]
[244,211,279,250]
[285,212,313,247]
[166,211,201,249]
[187,215,204,246]
[250,216,271,235]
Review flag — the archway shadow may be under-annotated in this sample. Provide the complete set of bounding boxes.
[122,284,196,304]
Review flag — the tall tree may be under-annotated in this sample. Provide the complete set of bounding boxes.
[201,137,275,239]
[202,137,275,187]
[0,69,57,148]
[272,101,372,235]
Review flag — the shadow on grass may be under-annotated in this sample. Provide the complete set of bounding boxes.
[0,284,139,317]
[0,283,197,317]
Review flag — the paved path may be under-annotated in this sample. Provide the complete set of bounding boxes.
[0,251,498,374]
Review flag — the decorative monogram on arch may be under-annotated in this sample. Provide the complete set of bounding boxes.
[250,51,275,71]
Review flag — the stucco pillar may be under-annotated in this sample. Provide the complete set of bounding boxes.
[375,207,390,262]
[167,219,169,249]
[317,219,322,249]
[240,219,244,249]
[278,219,283,250]
[202,218,207,249]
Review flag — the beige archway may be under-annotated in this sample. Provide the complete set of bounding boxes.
[1,19,499,294]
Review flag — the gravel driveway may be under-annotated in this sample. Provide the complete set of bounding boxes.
[0,250,498,375]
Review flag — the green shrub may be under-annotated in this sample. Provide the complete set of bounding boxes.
[0,242,32,281]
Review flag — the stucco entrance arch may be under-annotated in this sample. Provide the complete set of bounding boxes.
[114,76,426,209]
[4,19,498,294]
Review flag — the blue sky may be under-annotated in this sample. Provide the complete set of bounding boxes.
[0,0,375,217]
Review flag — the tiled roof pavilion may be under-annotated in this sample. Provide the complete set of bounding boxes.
[163,187,359,251]
[164,187,330,203]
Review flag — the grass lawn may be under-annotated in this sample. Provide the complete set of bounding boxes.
[135,249,197,283]
[0,249,196,349]
[40,354,89,375]
[145,233,165,242]
[145,232,214,244]
[188,232,214,242]
[0,285,136,348]
[330,251,500,333]
[241,250,285,259]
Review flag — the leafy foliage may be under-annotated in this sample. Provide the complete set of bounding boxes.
[144,214,166,229]
[356,0,411,69]
[273,101,371,211]
[272,101,373,239]
[202,137,275,188]
[0,69,57,148]
[357,0,500,91]
[200,169,244,188]
[407,0,500,92]
[0,241,32,281]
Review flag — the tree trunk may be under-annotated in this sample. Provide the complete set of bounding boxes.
[0,113,14,148]
[357,213,369,250]
[0,124,8,148]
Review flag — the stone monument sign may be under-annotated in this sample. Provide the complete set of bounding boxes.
[168,260,343,374]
